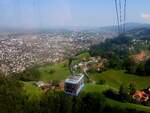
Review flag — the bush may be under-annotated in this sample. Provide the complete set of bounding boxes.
[17,66,40,81]
[96,80,106,85]
[103,89,119,100]
[52,80,60,86]
[119,84,130,102]
[49,68,55,74]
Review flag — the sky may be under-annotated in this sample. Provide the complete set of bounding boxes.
[0,0,150,29]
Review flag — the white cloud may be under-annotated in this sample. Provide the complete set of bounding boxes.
[141,13,150,20]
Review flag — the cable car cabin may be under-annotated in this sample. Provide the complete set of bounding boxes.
[64,74,84,96]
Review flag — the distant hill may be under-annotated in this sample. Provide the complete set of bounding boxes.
[127,27,150,40]
[96,23,150,33]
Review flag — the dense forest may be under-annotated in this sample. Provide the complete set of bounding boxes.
[90,34,150,76]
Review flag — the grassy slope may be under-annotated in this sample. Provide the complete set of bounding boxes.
[38,52,90,82]
[23,61,150,112]
[84,70,150,112]
[83,84,150,112]
[90,70,150,89]
[38,62,69,82]
[23,62,69,99]
[83,84,113,92]
[23,81,43,100]
[106,98,150,112]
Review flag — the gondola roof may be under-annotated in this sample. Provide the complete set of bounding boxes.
[65,74,84,84]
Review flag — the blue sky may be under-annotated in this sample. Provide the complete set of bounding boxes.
[0,0,150,29]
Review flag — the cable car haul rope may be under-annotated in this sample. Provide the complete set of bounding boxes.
[115,0,127,34]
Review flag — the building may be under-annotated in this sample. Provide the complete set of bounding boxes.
[35,81,45,87]
[64,74,84,96]
[133,90,149,102]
